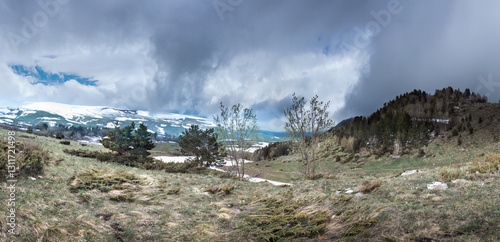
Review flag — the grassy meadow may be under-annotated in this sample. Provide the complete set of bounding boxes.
[0,125,499,241]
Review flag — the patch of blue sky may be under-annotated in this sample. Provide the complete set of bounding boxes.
[10,65,97,86]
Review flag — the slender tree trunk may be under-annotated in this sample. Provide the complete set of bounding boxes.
[311,141,316,176]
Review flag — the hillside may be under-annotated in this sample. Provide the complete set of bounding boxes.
[1,123,499,241]
[331,87,494,156]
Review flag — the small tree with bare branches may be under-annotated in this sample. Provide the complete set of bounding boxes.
[283,94,334,177]
[214,102,260,178]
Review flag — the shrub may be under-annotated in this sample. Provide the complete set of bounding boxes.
[417,148,425,158]
[0,141,50,181]
[359,180,381,194]
[63,149,99,158]
[438,169,461,182]
[60,140,71,145]
[307,174,324,180]
[466,154,500,174]
[96,152,160,169]
[55,133,65,139]
[95,152,209,174]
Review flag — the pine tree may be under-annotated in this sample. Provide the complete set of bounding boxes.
[178,125,225,167]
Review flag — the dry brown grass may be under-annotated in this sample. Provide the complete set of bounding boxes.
[358,179,382,193]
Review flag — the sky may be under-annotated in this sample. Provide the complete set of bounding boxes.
[1,0,500,131]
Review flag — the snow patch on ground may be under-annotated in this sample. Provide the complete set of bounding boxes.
[401,170,423,176]
[209,167,292,186]
[427,182,448,190]
[78,136,102,145]
[154,156,290,186]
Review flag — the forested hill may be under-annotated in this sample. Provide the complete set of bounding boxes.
[332,87,492,154]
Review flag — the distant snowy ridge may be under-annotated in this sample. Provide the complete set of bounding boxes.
[0,102,215,137]
[0,102,284,141]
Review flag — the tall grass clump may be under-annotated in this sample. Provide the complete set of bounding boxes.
[0,141,50,181]
[240,191,331,241]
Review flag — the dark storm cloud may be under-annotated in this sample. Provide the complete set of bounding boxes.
[142,0,377,112]
[335,0,500,119]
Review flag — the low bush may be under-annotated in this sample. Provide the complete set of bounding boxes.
[60,140,71,145]
[359,180,381,194]
[95,152,205,174]
[438,169,462,182]
[0,141,50,181]
[63,149,99,158]
[466,154,500,174]
[307,174,324,180]
[96,152,165,170]
[417,148,425,158]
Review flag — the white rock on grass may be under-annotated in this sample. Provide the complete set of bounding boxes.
[452,179,468,184]
[401,170,421,176]
[427,182,448,190]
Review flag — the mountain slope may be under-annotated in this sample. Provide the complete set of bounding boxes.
[0,102,284,141]
[331,87,495,155]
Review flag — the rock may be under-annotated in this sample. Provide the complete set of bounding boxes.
[451,179,468,184]
[345,189,354,194]
[427,182,448,190]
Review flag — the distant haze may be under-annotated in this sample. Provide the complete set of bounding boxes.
[1,1,499,131]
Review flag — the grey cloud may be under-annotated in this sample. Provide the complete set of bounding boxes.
[2,0,499,130]
[335,0,500,119]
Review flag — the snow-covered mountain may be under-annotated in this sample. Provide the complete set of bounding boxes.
[0,102,285,141]
[0,102,215,137]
